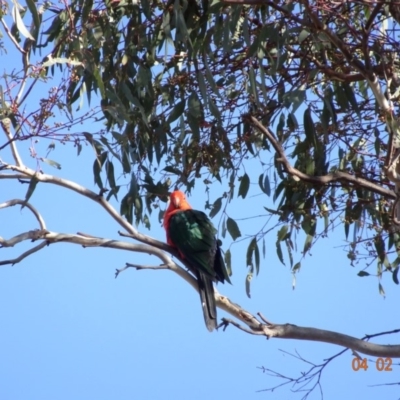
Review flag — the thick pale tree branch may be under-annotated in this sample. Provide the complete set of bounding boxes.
[0,228,197,287]
[1,225,399,357]
[222,318,400,358]
[0,230,46,247]
[1,230,172,262]
[0,173,27,179]
[255,323,400,358]
[249,116,396,200]
[0,161,169,250]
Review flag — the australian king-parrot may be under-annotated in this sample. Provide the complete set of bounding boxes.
[163,190,231,331]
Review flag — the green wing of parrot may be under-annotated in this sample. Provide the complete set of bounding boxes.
[167,209,231,284]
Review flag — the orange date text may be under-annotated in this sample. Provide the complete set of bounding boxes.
[351,357,392,371]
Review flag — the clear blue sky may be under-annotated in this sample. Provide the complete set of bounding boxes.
[1,7,399,400]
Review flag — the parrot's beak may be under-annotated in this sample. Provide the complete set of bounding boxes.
[171,196,180,208]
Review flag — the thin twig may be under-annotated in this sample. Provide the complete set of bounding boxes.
[1,119,23,167]
[257,312,274,325]
[125,262,170,271]
[365,1,384,32]
[221,318,265,335]
[17,75,40,107]
[0,19,26,54]
[363,328,400,341]
[116,263,169,278]
[0,241,47,266]
[0,199,46,229]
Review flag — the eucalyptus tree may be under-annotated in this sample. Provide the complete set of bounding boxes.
[1,0,400,396]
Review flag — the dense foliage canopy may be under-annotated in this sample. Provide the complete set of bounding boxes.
[2,0,400,291]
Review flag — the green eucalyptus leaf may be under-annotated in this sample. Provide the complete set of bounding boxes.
[224,249,232,277]
[276,240,284,265]
[41,158,61,169]
[226,217,241,240]
[245,269,253,298]
[22,175,38,207]
[209,197,223,218]
[393,267,399,285]
[12,1,34,40]
[238,173,250,198]
[168,100,186,124]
